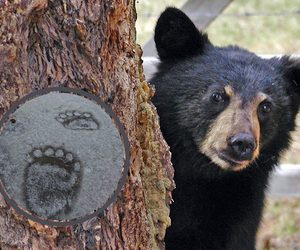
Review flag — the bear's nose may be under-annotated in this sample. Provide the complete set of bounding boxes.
[228,133,256,160]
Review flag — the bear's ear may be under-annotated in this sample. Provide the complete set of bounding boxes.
[280,56,300,94]
[154,7,210,61]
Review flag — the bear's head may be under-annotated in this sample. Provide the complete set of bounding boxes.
[151,7,300,171]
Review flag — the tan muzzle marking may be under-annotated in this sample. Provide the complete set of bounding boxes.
[200,87,267,170]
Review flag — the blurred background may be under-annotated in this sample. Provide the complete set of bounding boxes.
[136,0,300,54]
[136,0,300,249]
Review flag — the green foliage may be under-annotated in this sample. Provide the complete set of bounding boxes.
[137,0,300,54]
[207,0,300,54]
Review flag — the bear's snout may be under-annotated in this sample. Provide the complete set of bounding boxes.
[227,133,257,161]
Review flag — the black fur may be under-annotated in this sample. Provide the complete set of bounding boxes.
[151,7,300,250]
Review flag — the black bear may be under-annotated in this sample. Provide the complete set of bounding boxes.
[150,7,300,250]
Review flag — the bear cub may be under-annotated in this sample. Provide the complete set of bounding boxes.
[151,7,300,250]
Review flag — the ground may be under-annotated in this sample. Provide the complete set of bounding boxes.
[257,197,300,250]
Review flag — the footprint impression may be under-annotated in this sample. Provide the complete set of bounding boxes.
[24,147,81,219]
[56,111,99,130]
[0,91,126,224]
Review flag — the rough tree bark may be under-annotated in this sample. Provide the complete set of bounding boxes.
[0,0,174,249]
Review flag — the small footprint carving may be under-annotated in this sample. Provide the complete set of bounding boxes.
[56,111,99,130]
[24,147,81,219]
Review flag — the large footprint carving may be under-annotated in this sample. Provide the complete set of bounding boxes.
[56,111,99,130]
[25,147,81,219]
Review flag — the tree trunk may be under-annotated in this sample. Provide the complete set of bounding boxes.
[0,0,174,249]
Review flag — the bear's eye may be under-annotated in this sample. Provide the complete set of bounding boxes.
[262,103,271,113]
[211,92,224,103]
[258,102,273,123]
